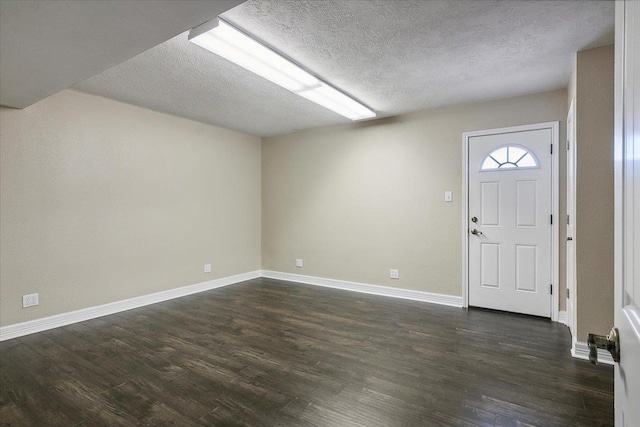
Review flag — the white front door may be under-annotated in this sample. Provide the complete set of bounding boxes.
[467,125,555,317]
[614,1,640,424]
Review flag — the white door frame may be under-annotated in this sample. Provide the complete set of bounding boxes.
[462,122,560,321]
[566,100,577,336]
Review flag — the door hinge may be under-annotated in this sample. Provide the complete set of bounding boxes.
[550,214,553,225]
[567,214,570,225]
[550,144,553,154]
[567,140,570,151]
[550,284,553,295]
[567,288,570,299]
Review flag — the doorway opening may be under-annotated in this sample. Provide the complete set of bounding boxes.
[462,122,560,320]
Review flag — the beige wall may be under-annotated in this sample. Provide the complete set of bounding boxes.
[263,90,567,300]
[1,87,578,328]
[574,45,615,340]
[0,90,261,327]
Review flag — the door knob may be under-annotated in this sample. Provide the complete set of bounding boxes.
[470,229,483,235]
[587,327,620,364]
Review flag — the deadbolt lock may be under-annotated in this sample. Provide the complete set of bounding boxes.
[471,216,478,223]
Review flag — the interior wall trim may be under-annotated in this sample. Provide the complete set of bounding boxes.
[0,270,262,341]
[3,270,574,342]
[261,270,464,307]
[558,310,567,325]
[571,341,615,365]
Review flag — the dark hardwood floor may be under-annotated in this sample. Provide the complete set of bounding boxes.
[0,278,613,426]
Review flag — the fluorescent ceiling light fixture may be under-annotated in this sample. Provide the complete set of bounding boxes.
[188,18,376,121]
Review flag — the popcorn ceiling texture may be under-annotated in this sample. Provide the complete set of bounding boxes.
[75,0,613,137]
[0,0,243,109]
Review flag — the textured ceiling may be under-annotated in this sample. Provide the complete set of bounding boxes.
[0,0,243,108]
[74,0,614,137]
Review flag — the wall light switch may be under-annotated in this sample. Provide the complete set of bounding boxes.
[204,264,212,273]
[445,191,453,202]
[390,269,399,279]
[295,259,303,268]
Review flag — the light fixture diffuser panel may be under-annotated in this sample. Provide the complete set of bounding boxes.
[188,19,375,121]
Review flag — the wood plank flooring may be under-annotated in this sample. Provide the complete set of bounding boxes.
[0,278,613,426]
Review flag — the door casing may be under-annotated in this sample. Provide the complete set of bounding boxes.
[462,122,560,321]
[566,100,577,337]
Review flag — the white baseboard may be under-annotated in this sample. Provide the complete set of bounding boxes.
[571,340,615,365]
[8,268,579,342]
[261,270,463,307]
[558,310,567,325]
[0,270,261,341]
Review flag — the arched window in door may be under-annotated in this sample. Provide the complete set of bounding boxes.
[480,145,539,171]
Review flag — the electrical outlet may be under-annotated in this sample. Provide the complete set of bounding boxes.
[204,264,212,273]
[295,258,303,268]
[22,293,39,308]
[390,269,399,279]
